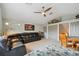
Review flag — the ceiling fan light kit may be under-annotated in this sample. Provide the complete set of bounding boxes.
[34,6,52,17]
[42,12,45,15]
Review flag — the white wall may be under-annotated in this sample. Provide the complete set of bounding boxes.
[59,23,69,34]
[4,22,44,35]
[43,26,48,39]
[70,21,79,36]
[61,14,76,21]
[48,25,57,39]
[48,25,59,42]
[0,8,2,35]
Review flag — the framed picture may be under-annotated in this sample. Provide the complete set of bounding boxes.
[25,24,35,30]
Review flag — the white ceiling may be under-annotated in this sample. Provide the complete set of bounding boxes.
[1,3,79,25]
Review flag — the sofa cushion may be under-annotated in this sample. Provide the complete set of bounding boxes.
[5,45,27,56]
[0,46,7,56]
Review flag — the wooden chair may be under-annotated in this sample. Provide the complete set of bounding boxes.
[59,32,73,48]
[66,41,73,48]
[59,32,68,47]
[76,42,79,50]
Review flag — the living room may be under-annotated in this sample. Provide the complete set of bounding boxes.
[0,3,79,56]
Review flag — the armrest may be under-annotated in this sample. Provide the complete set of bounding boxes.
[5,45,27,56]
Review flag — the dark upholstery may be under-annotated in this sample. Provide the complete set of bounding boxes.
[7,32,42,50]
[0,46,7,56]
[0,45,27,56]
[5,45,27,56]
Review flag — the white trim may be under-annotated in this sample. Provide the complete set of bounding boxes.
[46,24,48,39]
[47,19,79,41]
[57,24,59,41]
[69,22,71,36]
[48,19,79,27]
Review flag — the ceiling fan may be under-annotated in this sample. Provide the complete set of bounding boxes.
[34,6,52,17]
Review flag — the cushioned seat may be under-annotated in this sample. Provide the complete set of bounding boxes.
[6,45,27,56]
[0,46,7,56]
[66,42,73,48]
[76,43,79,50]
[0,45,27,56]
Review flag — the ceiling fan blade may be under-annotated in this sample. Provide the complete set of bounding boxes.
[44,7,52,12]
[34,12,41,13]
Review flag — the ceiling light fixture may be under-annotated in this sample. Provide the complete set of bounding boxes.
[42,12,46,15]
[5,22,9,26]
[18,24,21,26]
[34,6,52,17]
